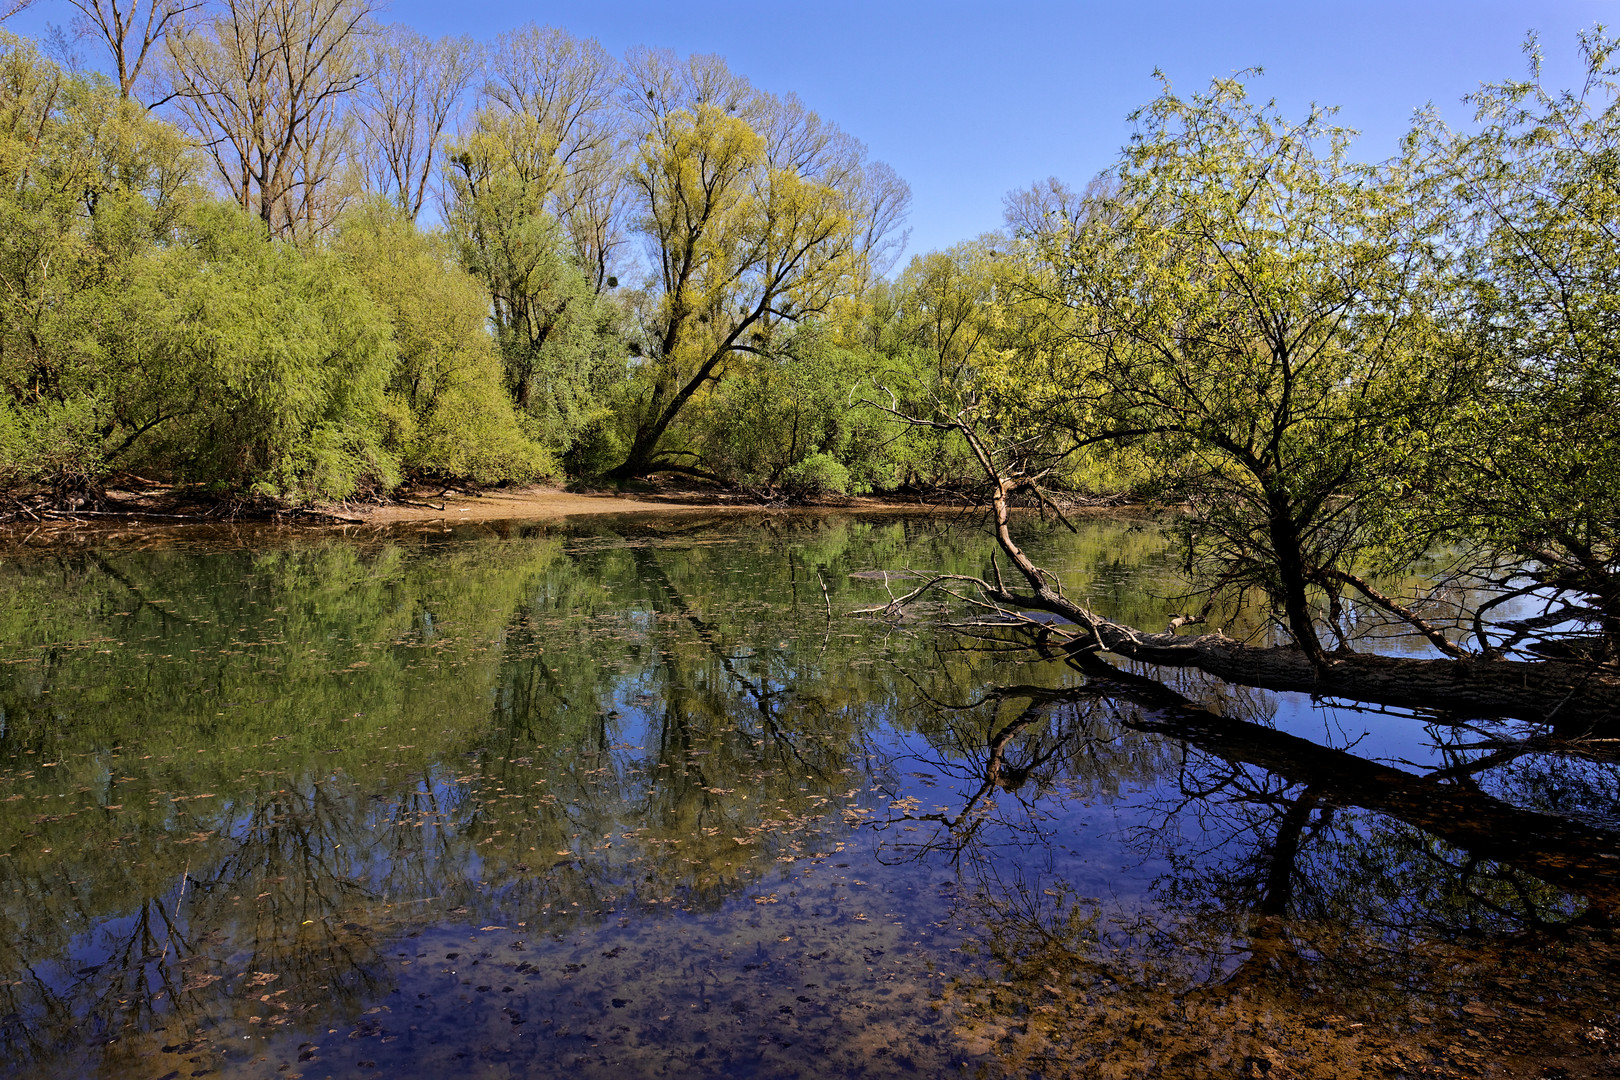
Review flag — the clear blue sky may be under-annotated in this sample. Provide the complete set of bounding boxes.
[7,0,1614,258]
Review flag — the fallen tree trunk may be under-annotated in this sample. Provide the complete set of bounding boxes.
[1053,618,1620,732]
[862,414,1620,733]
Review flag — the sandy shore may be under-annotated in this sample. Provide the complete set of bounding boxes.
[0,486,1136,549]
[331,484,987,524]
[348,486,733,523]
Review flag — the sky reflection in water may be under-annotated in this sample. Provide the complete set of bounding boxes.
[0,513,1616,1079]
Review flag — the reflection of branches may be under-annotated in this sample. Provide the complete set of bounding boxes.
[885,693,1066,860]
[631,545,836,784]
[0,776,404,1073]
[86,552,207,628]
[882,650,1620,924]
[913,661,1620,1076]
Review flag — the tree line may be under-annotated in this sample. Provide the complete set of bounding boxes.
[0,5,944,504]
[0,7,1615,678]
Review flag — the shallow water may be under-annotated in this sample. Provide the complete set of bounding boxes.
[0,513,1616,1079]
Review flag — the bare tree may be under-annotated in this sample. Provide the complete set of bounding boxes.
[850,158,910,289]
[161,0,374,238]
[66,0,203,100]
[354,24,477,221]
[0,0,36,24]
[477,24,625,289]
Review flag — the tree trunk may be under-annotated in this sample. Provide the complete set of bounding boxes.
[917,420,1620,733]
[1267,488,1326,666]
[1063,621,1620,732]
[607,418,665,482]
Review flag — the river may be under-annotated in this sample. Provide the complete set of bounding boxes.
[1,513,1615,1078]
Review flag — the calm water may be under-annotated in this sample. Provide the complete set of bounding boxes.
[0,513,1616,1079]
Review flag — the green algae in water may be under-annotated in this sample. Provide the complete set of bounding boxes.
[0,514,1616,1079]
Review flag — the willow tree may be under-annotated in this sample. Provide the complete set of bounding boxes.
[867,74,1620,728]
[0,36,197,499]
[479,24,625,290]
[0,35,398,503]
[850,238,1013,491]
[332,203,551,483]
[607,49,908,480]
[895,240,1001,387]
[1438,31,1620,663]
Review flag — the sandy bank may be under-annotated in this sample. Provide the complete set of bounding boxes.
[351,486,725,523]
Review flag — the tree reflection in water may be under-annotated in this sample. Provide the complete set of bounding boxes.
[887,656,1620,1078]
[0,516,1615,1078]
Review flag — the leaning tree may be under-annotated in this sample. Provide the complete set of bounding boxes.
[866,70,1619,734]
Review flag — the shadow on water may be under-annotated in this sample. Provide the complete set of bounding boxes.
[0,513,1615,1078]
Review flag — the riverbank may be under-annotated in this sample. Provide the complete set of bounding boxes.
[344,484,958,523]
[0,482,1149,553]
[0,483,991,552]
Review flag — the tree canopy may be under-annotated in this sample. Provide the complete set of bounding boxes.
[0,9,1616,660]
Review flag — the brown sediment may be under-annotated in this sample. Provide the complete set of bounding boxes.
[0,484,999,552]
[350,486,728,522]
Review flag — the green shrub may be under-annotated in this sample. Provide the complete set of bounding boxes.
[779,452,851,497]
[334,203,554,484]
[136,206,400,502]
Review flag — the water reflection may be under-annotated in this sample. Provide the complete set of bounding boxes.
[889,656,1620,1077]
[0,515,1616,1077]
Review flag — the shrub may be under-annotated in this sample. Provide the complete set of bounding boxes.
[779,452,851,498]
[334,203,554,484]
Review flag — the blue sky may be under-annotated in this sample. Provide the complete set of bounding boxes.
[7,0,1614,258]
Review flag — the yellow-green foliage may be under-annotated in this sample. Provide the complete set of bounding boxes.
[685,327,889,492]
[443,115,623,456]
[0,35,197,492]
[0,38,563,503]
[133,204,401,500]
[335,203,556,483]
[1436,33,1620,644]
[0,39,402,502]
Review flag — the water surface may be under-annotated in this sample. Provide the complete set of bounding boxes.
[1,513,1616,1078]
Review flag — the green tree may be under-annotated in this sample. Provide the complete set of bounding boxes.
[478,24,624,290]
[858,239,1009,491]
[1439,31,1620,661]
[442,29,626,459]
[444,118,622,456]
[685,325,888,494]
[607,49,907,481]
[333,201,554,483]
[0,35,407,504]
[1009,74,1469,664]
[0,36,195,498]
[135,202,400,499]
